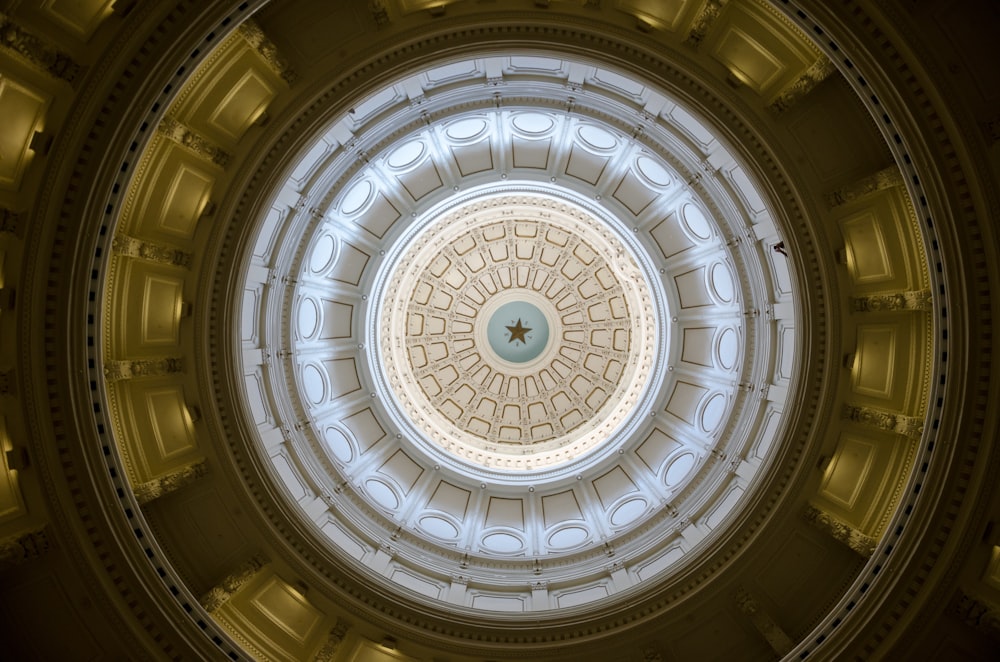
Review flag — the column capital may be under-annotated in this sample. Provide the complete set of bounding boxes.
[684,0,729,48]
[804,504,877,557]
[133,459,207,505]
[825,166,904,208]
[201,553,270,612]
[0,525,50,568]
[0,12,81,83]
[237,19,297,85]
[842,403,924,439]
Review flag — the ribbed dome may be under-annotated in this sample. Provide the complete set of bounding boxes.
[239,54,796,615]
[375,190,659,467]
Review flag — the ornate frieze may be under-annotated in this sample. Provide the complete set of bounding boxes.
[112,233,193,267]
[769,57,836,114]
[200,553,269,612]
[237,20,297,85]
[0,12,80,83]
[803,505,877,557]
[951,590,1000,637]
[314,618,351,661]
[133,459,207,505]
[0,208,24,237]
[369,1,389,28]
[842,403,924,439]
[642,649,663,662]
[684,0,729,47]
[157,116,231,168]
[104,357,184,381]
[0,368,13,395]
[850,290,932,312]
[824,166,904,208]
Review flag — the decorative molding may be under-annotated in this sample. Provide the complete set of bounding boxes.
[314,617,351,661]
[200,553,269,613]
[157,116,231,168]
[950,590,1000,638]
[368,0,389,28]
[237,19,297,85]
[0,525,49,568]
[803,505,877,557]
[824,165,904,208]
[684,0,729,48]
[769,57,836,114]
[0,12,81,83]
[842,403,924,439]
[133,459,208,505]
[112,233,194,267]
[104,357,184,381]
[735,585,794,655]
[850,290,932,313]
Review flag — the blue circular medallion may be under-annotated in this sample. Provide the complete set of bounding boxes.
[487,301,549,363]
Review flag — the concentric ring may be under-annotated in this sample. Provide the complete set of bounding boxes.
[373,189,662,471]
[236,52,793,615]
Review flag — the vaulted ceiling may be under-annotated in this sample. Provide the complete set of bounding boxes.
[0,1,998,660]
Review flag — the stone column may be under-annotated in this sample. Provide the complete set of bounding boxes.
[0,12,81,83]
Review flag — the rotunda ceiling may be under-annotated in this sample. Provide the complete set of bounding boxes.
[33,1,983,659]
[238,54,799,613]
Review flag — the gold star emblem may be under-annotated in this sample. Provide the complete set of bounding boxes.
[505,319,532,345]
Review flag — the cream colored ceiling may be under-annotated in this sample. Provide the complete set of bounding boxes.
[381,194,655,462]
[1,0,998,660]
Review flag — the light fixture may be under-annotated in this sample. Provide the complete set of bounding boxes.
[29,130,53,156]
